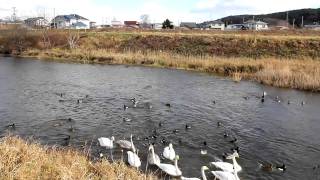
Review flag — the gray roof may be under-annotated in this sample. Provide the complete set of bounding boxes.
[53,14,88,22]
[207,20,224,24]
[25,17,46,22]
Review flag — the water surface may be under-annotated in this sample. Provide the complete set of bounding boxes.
[0,57,320,179]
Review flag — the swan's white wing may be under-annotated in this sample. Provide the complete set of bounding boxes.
[98,137,111,147]
[127,151,141,168]
[148,153,161,165]
[158,163,182,177]
[163,147,175,161]
[211,162,234,173]
[211,171,236,180]
[116,140,132,149]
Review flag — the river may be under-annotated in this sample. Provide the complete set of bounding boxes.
[0,57,320,179]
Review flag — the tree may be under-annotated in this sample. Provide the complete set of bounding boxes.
[140,14,150,25]
[162,19,174,29]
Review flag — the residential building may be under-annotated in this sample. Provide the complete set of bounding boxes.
[304,23,320,30]
[24,17,49,28]
[124,21,139,28]
[206,20,225,30]
[52,14,91,29]
[151,23,163,30]
[180,22,198,29]
[244,20,269,30]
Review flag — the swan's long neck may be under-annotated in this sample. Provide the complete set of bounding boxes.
[174,158,179,171]
[201,168,207,180]
[130,135,136,153]
[151,146,156,160]
[232,157,239,168]
[232,157,240,180]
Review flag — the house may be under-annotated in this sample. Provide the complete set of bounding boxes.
[304,23,320,30]
[52,14,91,29]
[151,23,163,30]
[24,17,49,28]
[124,21,139,28]
[206,20,225,30]
[180,22,198,29]
[226,24,247,30]
[111,20,123,28]
[244,20,269,30]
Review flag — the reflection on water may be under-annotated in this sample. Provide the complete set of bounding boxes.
[0,57,320,179]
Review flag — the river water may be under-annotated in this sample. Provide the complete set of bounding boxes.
[0,57,320,179]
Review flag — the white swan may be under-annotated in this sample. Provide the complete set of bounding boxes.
[181,166,210,180]
[211,153,240,180]
[163,143,176,161]
[210,151,242,173]
[116,134,134,150]
[127,150,141,168]
[148,144,161,165]
[98,136,114,149]
[127,134,141,168]
[211,170,239,180]
[98,136,115,161]
[157,155,182,177]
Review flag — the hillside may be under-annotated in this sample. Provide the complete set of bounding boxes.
[219,8,320,27]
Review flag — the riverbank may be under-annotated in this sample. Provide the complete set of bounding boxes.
[0,136,155,180]
[22,48,320,92]
[1,29,320,92]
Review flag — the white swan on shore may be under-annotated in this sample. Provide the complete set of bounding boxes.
[127,134,141,168]
[98,136,115,161]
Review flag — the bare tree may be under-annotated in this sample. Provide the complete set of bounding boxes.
[140,14,150,24]
[41,29,51,49]
[66,30,80,49]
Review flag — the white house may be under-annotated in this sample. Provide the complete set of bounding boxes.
[52,14,91,29]
[151,23,163,30]
[244,20,269,30]
[207,20,225,30]
[24,17,49,28]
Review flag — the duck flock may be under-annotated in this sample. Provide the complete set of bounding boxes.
[5,91,311,179]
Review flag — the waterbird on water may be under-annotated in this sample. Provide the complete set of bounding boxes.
[210,151,242,174]
[185,124,191,130]
[157,155,182,177]
[123,105,128,111]
[163,143,176,161]
[165,103,171,107]
[7,123,16,128]
[229,138,238,144]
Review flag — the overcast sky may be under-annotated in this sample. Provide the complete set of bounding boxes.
[0,0,319,24]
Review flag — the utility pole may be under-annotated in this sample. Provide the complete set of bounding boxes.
[286,11,289,27]
[53,8,56,29]
[301,16,304,28]
[12,7,17,22]
[293,18,295,29]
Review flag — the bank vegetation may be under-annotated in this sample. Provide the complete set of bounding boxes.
[0,26,320,92]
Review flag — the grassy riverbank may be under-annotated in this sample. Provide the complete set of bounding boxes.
[0,136,155,180]
[1,28,320,91]
[23,48,320,92]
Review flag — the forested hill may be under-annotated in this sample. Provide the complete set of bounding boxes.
[219,8,320,27]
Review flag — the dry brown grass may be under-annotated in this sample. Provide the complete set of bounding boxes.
[23,48,320,92]
[0,136,156,180]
